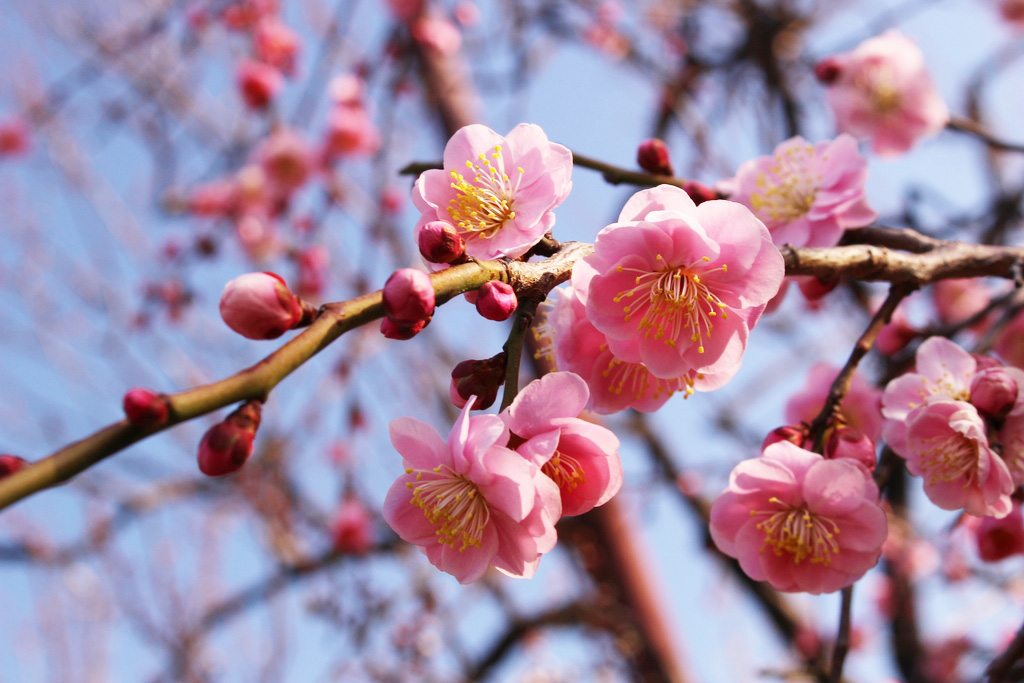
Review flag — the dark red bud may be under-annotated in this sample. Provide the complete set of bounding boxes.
[682,180,719,205]
[123,388,170,427]
[814,57,842,85]
[763,425,808,450]
[418,220,465,264]
[798,276,839,301]
[450,353,507,410]
[0,454,27,479]
[197,401,262,477]
[636,138,674,176]
[380,316,430,340]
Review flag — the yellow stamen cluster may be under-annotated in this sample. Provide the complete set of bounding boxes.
[600,352,696,400]
[916,434,980,486]
[613,255,729,353]
[543,451,586,492]
[749,144,821,224]
[856,63,902,114]
[753,497,841,565]
[406,465,491,551]
[446,145,524,240]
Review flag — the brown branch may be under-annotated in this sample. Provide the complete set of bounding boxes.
[828,586,854,683]
[986,617,1024,682]
[947,116,1024,154]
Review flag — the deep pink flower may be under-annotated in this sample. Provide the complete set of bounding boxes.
[418,220,465,263]
[709,441,888,594]
[413,124,573,260]
[973,506,1024,562]
[296,245,329,299]
[725,135,877,248]
[819,31,948,157]
[786,364,883,442]
[503,372,622,517]
[0,455,27,479]
[1001,0,1024,29]
[450,355,506,410]
[902,401,1013,518]
[582,185,784,380]
[382,402,561,584]
[995,309,1024,368]
[875,302,917,356]
[219,271,303,340]
[971,367,1019,419]
[188,179,239,217]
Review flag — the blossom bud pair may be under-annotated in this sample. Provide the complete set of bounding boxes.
[197,401,262,477]
[450,353,506,410]
[381,268,435,339]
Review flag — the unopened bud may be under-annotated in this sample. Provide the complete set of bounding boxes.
[475,281,518,321]
[971,367,1019,419]
[236,59,283,109]
[973,354,1003,371]
[450,353,507,410]
[636,138,674,176]
[826,426,877,470]
[220,272,304,340]
[382,268,435,325]
[0,454,27,479]
[123,388,170,427]
[975,507,1024,562]
[814,57,842,85]
[875,310,916,357]
[682,180,718,205]
[762,424,807,450]
[331,498,373,555]
[197,401,262,477]
[418,220,465,263]
[380,316,430,340]
[798,276,839,301]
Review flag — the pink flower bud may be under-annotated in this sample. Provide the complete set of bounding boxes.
[826,426,877,470]
[974,354,1003,371]
[636,138,674,176]
[382,268,435,325]
[0,454,27,479]
[123,388,170,427]
[254,17,301,75]
[798,276,839,301]
[418,220,465,263]
[220,272,303,340]
[450,354,506,410]
[813,57,842,84]
[475,281,518,321]
[975,507,1024,562]
[330,498,373,554]
[0,118,31,157]
[236,59,283,110]
[380,316,429,340]
[762,424,807,450]
[682,180,718,205]
[971,367,1019,419]
[197,401,261,477]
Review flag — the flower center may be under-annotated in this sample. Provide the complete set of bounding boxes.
[857,63,901,114]
[753,497,841,565]
[406,465,491,551]
[749,145,821,226]
[601,351,696,400]
[613,255,728,353]
[543,451,586,492]
[447,145,524,240]
[917,434,980,486]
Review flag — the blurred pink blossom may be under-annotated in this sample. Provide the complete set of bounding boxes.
[786,363,883,441]
[0,117,30,157]
[411,17,462,55]
[255,128,315,196]
[236,59,283,109]
[973,505,1024,561]
[254,17,301,75]
[331,498,374,555]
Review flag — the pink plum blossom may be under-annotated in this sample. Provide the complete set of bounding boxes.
[254,128,315,195]
[709,441,888,594]
[219,271,303,339]
[901,401,1013,518]
[382,402,561,584]
[973,505,1024,562]
[322,106,379,159]
[786,363,883,441]
[582,185,784,381]
[724,135,877,248]
[932,278,992,326]
[413,124,573,260]
[503,372,623,517]
[818,31,948,157]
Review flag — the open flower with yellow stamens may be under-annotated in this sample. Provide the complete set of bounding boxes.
[723,134,876,249]
[412,123,573,260]
[382,400,561,584]
[582,185,784,382]
[710,441,888,594]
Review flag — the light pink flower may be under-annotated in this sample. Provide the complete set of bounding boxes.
[725,135,877,248]
[819,30,948,157]
[382,402,561,584]
[709,441,888,594]
[582,185,784,380]
[188,179,239,217]
[786,363,883,441]
[881,336,977,453]
[413,123,573,260]
[503,372,622,517]
[902,401,1013,517]
[219,271,302,339]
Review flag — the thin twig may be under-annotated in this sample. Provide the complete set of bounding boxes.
[947,116,1024,154]
[828,586,854,683]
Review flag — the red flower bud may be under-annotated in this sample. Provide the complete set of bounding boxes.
[197,401,262,477]
[418,220,465,264]
[0,454,27,479]
[798,275,839,301]
[450,353,506,410]
[682,180,719,205]
[971,367,1019,420]
[382,268,435,325]
[475,281,518,321]
[380,316,430,340]
[762,424,808,450]
[826,426,877,470]
[636,138,674,176]
[975,507,1024,562]
[236,59,283,110]
[814,57,842,85]
[220,272,304,340]
[123,388,170,427]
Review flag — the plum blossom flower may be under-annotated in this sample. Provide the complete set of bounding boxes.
[382,402,561,584]
[786,363,883,441]
[902,401,1013,517]
[503,372,622,517]
[817,31,948,156]
[972,505,1024,562]
[724,135,877,248]
[709,441,888,594]
[413,124,573,260]
[582,185,784,381]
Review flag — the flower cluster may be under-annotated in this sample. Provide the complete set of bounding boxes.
[882,337,1024,518]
